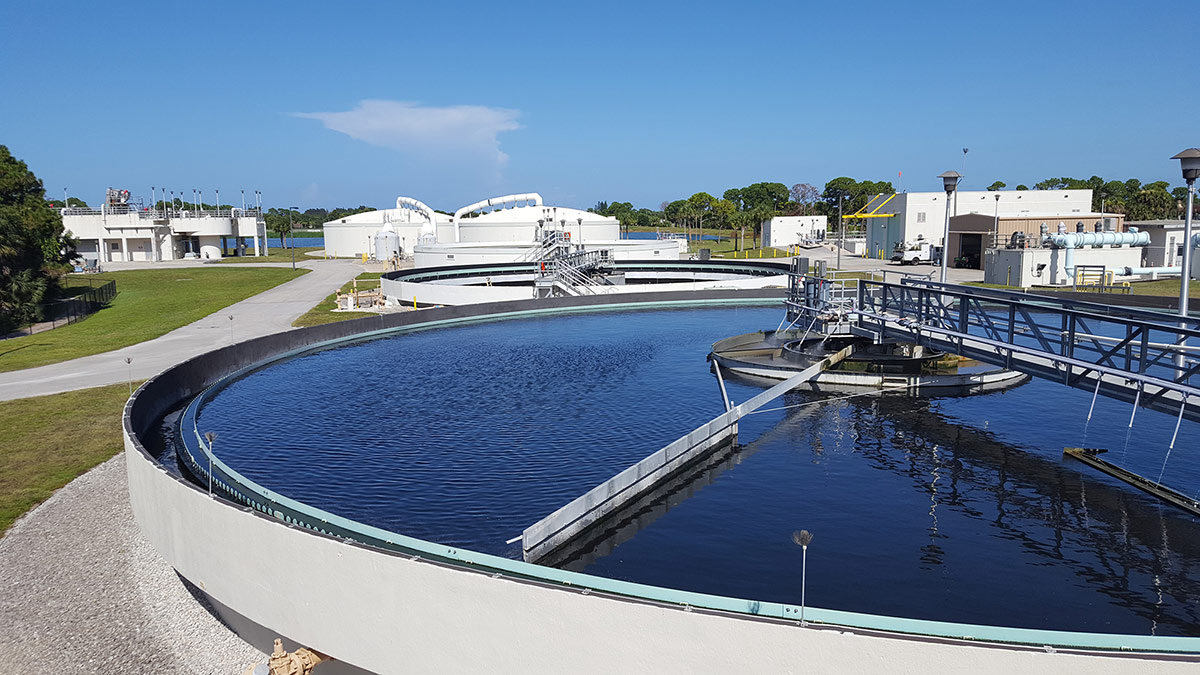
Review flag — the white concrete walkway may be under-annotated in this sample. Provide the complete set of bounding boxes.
[0,259,363,401]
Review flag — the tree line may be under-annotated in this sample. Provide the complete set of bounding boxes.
[985,177,1195,221]
[595,174,1197,246]
[1,146,76,334]
[592,178,896,246]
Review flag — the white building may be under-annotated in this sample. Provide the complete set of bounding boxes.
[323,193,680,268]
[864,189,1094,260]
[761,216,827,248]
[1126,220,1195,268]
[63,189,267,263]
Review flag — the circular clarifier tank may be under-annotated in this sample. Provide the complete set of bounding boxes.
[178,304,1200,636]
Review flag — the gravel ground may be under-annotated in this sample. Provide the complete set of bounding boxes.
[0,453,266,674]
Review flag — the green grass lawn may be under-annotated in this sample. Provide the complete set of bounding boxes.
[0,267,306,373]
[1125,279,1200,298]
[966,279,1200,298]
[214,246,323,264]
[0,382,134,533]
[292,272,383,327]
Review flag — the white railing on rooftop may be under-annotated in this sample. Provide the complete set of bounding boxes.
[61,206,263,219]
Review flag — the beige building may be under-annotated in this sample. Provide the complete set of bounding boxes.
[947,212,1125,269]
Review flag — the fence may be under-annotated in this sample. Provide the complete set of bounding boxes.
[44,279,117,328]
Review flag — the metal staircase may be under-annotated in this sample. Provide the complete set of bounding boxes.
[527,233,615,298]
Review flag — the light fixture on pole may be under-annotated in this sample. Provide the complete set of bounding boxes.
[937,171,963,283]
[1171,148,1200,369]
[993,192,1001,249]
[203,431,217,497]
[792,529,814,624]
[289,206,299,270]
[837,193,845,270]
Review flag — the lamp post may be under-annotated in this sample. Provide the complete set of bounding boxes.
[203,431,217,497]
[837,193,845,270]
[937,171,963,283]
[1171,148,1200,370]
[993,192,1001,250]
[792,529,814,624]
[289,206,299,270]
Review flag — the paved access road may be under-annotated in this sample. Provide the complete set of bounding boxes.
[0,258,363,402]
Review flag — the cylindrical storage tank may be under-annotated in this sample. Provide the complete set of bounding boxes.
[198,238,223,260]
[374,224,401,261]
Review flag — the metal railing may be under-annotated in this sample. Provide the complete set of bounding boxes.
[61,206,262,219]
[853,278,1200,421]
[518,230,572,263]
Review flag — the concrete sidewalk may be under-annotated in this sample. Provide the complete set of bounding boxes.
[0,258,363,401]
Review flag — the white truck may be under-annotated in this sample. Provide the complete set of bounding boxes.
[891,237,937,265]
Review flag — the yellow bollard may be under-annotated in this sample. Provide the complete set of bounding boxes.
[758,249,762,258]
[413,296,417,310]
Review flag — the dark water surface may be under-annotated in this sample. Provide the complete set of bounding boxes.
[194,306,1200,636]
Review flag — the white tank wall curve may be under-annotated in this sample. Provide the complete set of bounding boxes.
[123,295,1200,674]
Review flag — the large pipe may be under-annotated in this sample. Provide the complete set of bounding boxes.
[394,196,438,234]
[1120,266,1182,277]
[1042,226,1150,279]
[452,193,543,243]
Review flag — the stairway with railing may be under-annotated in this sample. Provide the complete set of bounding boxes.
[518,230,572,263]
[533,243,615,298]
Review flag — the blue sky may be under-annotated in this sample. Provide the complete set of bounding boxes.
[2,0,1196,212]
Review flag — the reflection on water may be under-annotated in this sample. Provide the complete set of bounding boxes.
[192,306,1200,636]
[576,392,1200,635]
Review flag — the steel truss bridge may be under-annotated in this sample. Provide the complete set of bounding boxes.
[786,264,1200,424]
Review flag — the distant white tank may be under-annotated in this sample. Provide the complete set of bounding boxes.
[374,222,401,261]
[418,221,437,246]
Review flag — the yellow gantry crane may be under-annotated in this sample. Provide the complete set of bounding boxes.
[843,193,898,221]
[841,193,899,259]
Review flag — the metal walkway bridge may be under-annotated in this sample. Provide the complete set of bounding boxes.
[786,261,1200,423]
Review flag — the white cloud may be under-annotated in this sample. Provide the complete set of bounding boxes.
[294,100,521,166]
